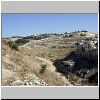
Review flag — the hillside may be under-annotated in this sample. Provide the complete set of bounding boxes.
[2,31,98,86]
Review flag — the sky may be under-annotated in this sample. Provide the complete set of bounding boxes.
[2,14,98,38]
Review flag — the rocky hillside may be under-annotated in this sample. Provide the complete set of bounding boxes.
[2,31,98,86]
[2,40,70,86]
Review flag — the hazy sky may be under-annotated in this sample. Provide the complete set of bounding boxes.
[2,14,98,37]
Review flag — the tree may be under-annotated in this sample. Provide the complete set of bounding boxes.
[64,32,68,34]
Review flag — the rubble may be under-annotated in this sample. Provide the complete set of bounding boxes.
[11,74,48,86]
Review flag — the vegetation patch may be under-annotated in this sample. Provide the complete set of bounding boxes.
[8,41,19,51]
[39,64,47,74]
[15,39,29,46]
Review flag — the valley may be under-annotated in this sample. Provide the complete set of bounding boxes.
[2,31,98,86]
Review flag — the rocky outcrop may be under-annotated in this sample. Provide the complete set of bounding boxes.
[11,74,48,86]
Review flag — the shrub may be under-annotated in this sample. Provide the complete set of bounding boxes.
[40,64,47,74]
[8,41,19,51]
[81,30,88,32]
[64,32,68,34]
[80,34,86,36]
[12,43,19,50]
[15,39,29,46]
[69,34,73,37]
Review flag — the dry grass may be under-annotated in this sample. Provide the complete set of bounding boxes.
[2,37,76,86]
[2,68,17,86]
[19,45,75,61]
